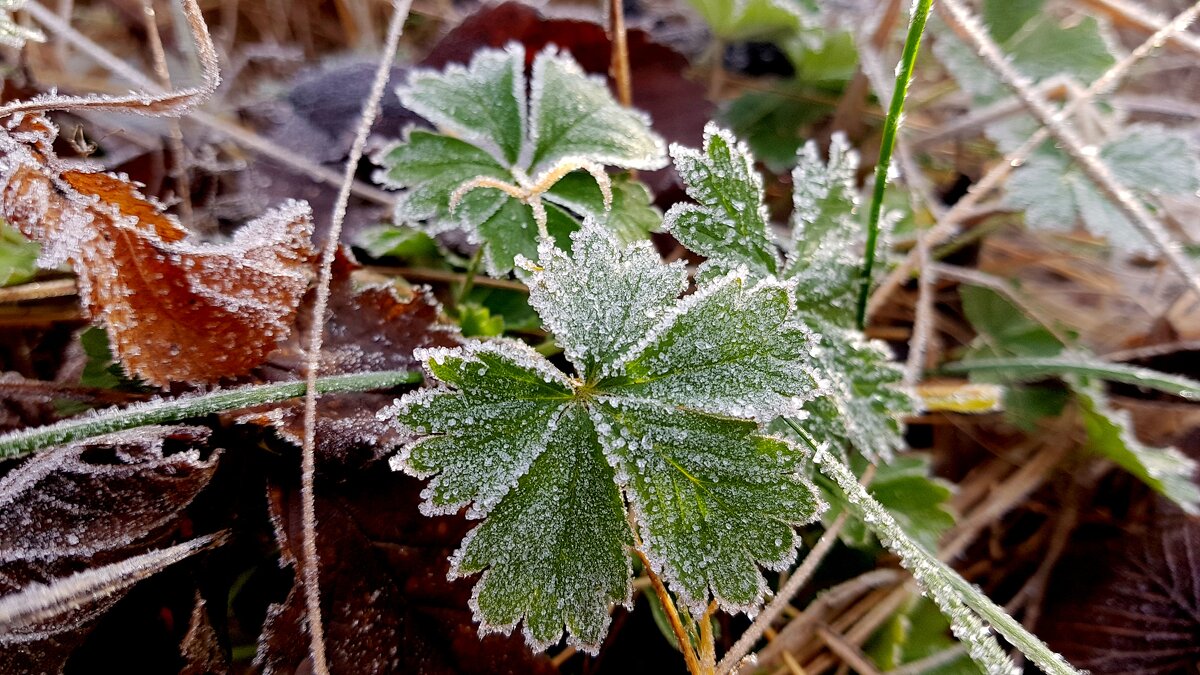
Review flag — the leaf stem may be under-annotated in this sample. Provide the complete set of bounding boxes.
[0,370,419,460]
[854,0,934,329]
[636,549,704,675]
[453,246,485,311]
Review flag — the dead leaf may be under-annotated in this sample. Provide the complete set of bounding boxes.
[239,248,458,470]
[256,465,557,675]
[179,592,229,675]
[0,113,314,386]
[0,425,219,673]
[1041,499,1200,674]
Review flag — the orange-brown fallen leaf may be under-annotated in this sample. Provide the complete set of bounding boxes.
[0,112,314,386]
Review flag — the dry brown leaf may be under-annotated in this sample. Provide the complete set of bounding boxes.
[0,425,219,673]
[256,466,557,675]
[0,113,314,386]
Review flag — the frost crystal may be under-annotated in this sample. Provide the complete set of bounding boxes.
[0,0,44,49]
[665,125,912,459]
[376,44,667,274]
[390,219,826,651]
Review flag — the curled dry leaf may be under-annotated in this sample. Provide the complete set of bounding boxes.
[257,466,557,675]
[0,425,219,673]
[0,113,314,386]
[238,248,458,469]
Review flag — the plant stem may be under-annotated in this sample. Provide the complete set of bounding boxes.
[608,0,633,108]
[795,426,1080,675]
[698,599,719,675]
[0,371,419,460]
[298,3,412,671]
[854,0,934,330]
[453,246,484,311]
[635,549,704,675]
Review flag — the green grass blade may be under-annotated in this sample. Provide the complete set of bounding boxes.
[0,370,420,459]
[855,0,934,329]
[941,355,1200,400]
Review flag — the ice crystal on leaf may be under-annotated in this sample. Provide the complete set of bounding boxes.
[0,0,44,49]
[666,123,912,460]
[388,220,825,652]
[376,44,667,275]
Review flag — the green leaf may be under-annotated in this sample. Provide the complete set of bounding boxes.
[1004,126,1200,255]
[391,219,828,651]
[0,219,39,287]
[79,327,127,389]
[380,45,667,274]
[958,286,1065,359]
[789,133,861,267]
[664,128,909,459]
[866,596,984,674]
[609,272,820,420]
[458,302,506,338]
[982,0,1044,43]
[943,353,1200,401]
[545,172,662,243]
[528,49,666,175]
[663,123,780,276]
[378,129,510,232]
[793,324,913,461]
[452,404,632,651]
[400,46,527,165]
[1074,382,1200,514]
[523,222,688,381]
[595,401,822,611]
[355,225,440,263]
[394,341,573,518]
[686,0,813,41]
[721,87,831,173]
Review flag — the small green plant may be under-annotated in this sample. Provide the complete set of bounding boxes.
[374,44,665,275]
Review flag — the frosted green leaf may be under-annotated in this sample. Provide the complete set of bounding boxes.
[935,13,1115,109]
[399,45,526,165]
[391,219,828,652]
[545,172,662,243]
[391,341,572,518]
[933,12,1114,155]
[686,0,816,41]
[377,130,510,233]
[475,198,578,274]
[611,271,821,420]
[528,48,667,175]
[452,405,632,652]
[662,128,908,458]
[793,325,913,461]
[522,222,688,381]
[378,44,667,274]
[0,0,44,49]
[663,123,780,276]
[1005,126,1200,256]
[789,133,860,263]
[1074,382,1200,515]
[593,401,823,612]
